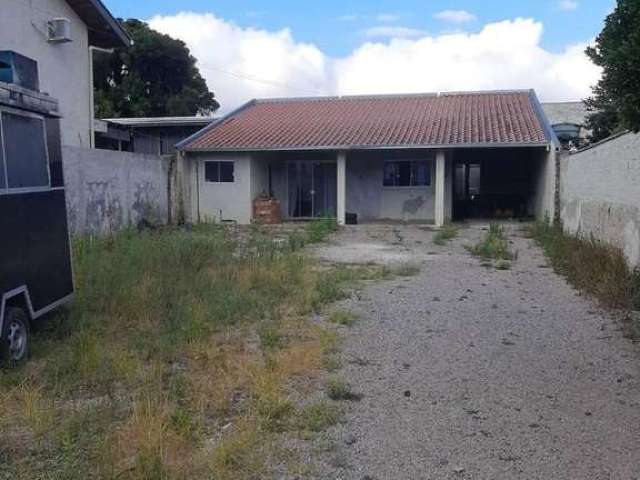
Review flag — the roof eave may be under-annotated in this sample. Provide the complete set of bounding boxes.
[66,0,131,48]
[182,141,552,153]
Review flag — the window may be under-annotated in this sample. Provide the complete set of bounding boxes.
[383,159,431,187]
[0,111,49,190]
[204,161,234,183]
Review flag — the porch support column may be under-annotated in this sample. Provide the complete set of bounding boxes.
[337,151,347,225]
[434,150,445,227]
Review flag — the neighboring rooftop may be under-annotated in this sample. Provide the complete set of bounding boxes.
[542,101,588,127]
[65,0,131,48]
[180,90,554,151]
[102,116,216,128]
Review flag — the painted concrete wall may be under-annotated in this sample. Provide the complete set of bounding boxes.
[1,0,91,147]
[532,148,557,221]
[63,146,169,234]
[189,150,453,224]
[560,132,640,267]
[346,151,452,223]
[192,153,253,223]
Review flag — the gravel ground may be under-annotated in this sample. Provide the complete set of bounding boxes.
[309,223,640,480]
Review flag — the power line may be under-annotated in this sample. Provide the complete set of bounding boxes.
[198,62,332,96]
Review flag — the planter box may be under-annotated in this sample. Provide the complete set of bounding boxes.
[253,198,281,224]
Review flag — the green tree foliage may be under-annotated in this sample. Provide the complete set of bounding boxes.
[584,0,640,142]
[94,19,219,118]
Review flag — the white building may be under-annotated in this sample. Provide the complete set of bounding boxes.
[0,0,129,147]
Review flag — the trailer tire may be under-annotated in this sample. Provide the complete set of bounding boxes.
[1,307,30,364]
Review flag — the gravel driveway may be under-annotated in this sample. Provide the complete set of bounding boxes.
[311,223,640,480]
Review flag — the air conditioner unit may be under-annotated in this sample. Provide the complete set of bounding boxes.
[47,18,72,43]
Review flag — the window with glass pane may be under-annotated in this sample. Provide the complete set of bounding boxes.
[204,161,219,182]
[219,162,234,182]
[383,160,431,187]
[411,161,430,186]
[2,112,49,189]
[204,161,234,183]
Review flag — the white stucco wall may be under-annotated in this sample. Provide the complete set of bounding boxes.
[560,132,640,267]
[532,148,557,221]
[1,0,91,147]
[194,154,253,223]
[346,153,452,223]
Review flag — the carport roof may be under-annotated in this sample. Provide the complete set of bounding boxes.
[178,89,557,152]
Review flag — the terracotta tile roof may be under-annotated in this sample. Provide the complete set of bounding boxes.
[180,90,553,151]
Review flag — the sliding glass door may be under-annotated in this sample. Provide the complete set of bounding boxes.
[288,161,337,218]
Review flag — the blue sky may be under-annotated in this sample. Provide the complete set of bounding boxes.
[101,1,611,111]
[104,0,610,55]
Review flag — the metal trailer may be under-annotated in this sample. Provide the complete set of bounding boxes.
[0,52,73,363]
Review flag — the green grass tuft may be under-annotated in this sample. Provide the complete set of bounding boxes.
[297,402,341,432]
[469,223,514,261]
[326,377,362,401]
[328,310,358,327]
[433,224,459,246]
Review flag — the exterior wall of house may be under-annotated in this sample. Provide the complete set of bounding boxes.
[560,132,640,267]
[63,146,170,234]
[532,148,557,221]
[1,0,91,147]
[345,150,452,223]
[189,150,453,225]
[192,153,253,223]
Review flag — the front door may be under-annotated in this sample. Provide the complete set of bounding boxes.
[288,161,337,218]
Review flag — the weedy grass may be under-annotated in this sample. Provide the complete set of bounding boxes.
[433,224,459,246]
[326,377,362,401]
[306,216,338,243]
[0,223,377,479]
[328,310,359,327]
[297,402,342,432]
[529,221,639,311]
[469,223,514,261]
[393,263,421,277]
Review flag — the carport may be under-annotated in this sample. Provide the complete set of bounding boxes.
[452,146,552,221]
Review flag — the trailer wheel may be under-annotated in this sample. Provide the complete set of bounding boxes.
[1,307,30,364]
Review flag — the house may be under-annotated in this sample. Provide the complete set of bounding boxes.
[177,90,559,226]
[0,0,130,147]
[542,101,589,148]
[94,116,216,154]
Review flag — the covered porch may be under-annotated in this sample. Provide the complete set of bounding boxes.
[248,149,451,226]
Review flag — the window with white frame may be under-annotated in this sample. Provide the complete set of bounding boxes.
[204,161,235,183]
[0,110,50,191]
[383,159,431,187]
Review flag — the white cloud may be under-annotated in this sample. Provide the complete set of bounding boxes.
[148,13,600,113]
[148,12,330,110]
[434,10,477,23]
[376,13,401,22]
[363,26,427,39]
[558,0,579,11]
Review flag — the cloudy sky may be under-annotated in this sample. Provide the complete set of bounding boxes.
[104,0,612,113]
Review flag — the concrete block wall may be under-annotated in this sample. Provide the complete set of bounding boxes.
[560,132,640,268]
[63,146,170,235]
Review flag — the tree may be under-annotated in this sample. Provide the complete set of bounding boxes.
[584,0,640,142]
[94,19,219,118]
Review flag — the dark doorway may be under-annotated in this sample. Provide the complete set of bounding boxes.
[288,161,337,218]
[453,148,539,220]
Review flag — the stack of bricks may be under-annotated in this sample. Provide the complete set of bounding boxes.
[253,198,282,224]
